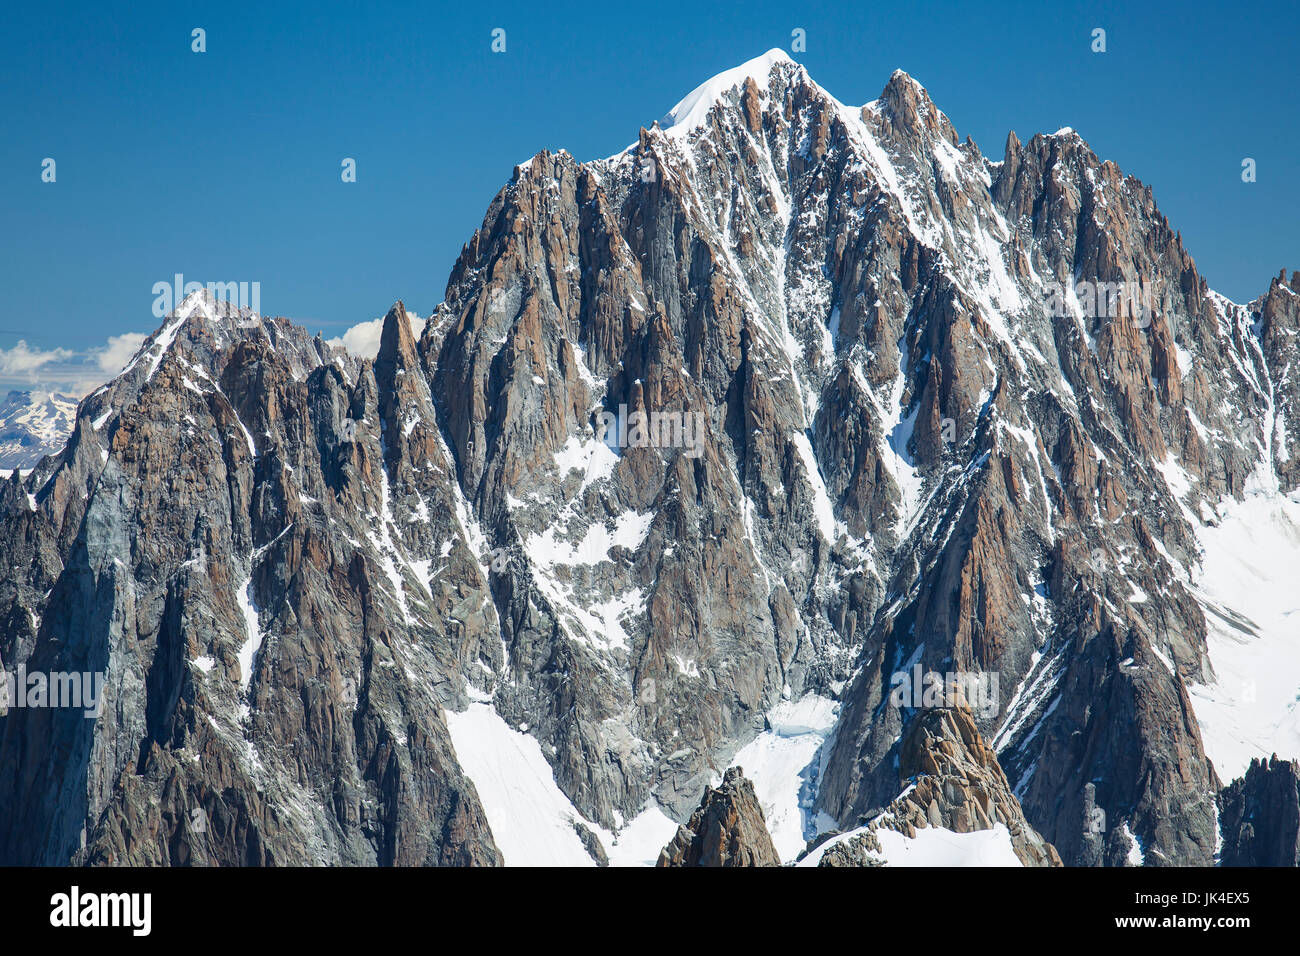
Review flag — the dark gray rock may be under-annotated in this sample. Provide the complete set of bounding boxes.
[1218,756,1300,867]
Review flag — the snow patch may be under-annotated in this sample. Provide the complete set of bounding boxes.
[447,703,675,866]
[235,576,262,695]
[525,510,652,569]
[660,49,794,136]
[1188,489,1300,780]
[798,821,1022,867]
[729,694,838,861]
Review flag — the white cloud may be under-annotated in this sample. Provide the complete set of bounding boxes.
[0,340,74,379]
[93,332,148,375]
[327,317,384,359]
[327,312,427,361]
[0,332,148,396]
[1,305,429,397]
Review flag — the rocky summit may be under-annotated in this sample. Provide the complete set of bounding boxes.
[657,767,780,866]
[1,50,1298,867]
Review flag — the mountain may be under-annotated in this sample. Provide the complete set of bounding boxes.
[1,50,1298,867]
[657,767,781,866]
[0,390,77,471]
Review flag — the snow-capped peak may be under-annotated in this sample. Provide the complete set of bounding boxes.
[658,48,797,135]
[885,68,927,92]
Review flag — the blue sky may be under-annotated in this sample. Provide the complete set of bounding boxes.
[1,0,1295,392]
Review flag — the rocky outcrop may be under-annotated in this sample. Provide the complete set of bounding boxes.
[809,707,1059,867]
[886,707,1060,866]
[816,829,884,867]
[1218,756,1300,867]
[657,768,780,866]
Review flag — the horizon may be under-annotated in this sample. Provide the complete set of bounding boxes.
[2,0,1296,393]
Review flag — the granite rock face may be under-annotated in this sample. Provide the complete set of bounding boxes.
[0,51,1296,866]
[879,707,1060,867]
[0,297,501,866]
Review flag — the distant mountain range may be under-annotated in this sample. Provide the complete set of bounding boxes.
[0,390,77,471]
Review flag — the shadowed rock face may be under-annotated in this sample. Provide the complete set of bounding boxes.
[657,768,779,866]
[0,53,1296,866]
[1218,756,1300,867]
